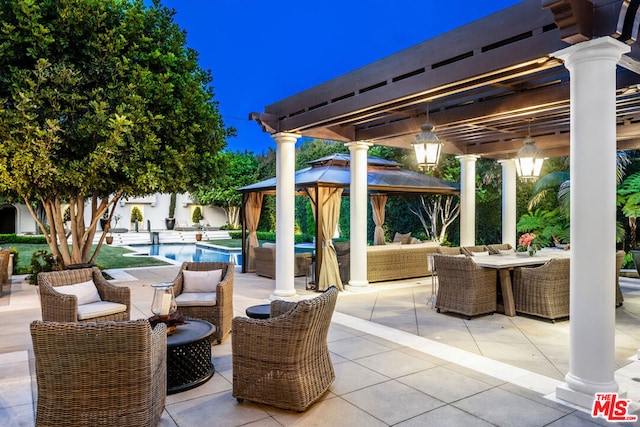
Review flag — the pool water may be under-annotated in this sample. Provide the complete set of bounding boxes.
[131,244,242,265]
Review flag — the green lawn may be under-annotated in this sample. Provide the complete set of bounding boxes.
[9,244,170,272]
[8,239,245,273]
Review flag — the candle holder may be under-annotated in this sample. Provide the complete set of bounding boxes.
[151,282,177,322]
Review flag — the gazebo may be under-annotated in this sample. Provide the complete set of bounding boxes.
[248,0,640,412]
[237,153,459,289]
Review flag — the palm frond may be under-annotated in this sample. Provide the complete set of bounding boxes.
[528,172,570,209]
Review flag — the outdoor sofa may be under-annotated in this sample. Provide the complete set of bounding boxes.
[336,240,440,283]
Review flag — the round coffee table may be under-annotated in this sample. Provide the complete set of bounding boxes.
[166,318,215,394]
[245,303,270,319]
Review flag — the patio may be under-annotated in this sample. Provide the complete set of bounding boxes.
[1,264,640,426]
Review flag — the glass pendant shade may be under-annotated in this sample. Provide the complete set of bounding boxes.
[412,123,443,169]
[514,136,545,180]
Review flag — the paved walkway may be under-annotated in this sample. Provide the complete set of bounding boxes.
[1,264,640,426]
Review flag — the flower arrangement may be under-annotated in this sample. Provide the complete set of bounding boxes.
[518,233,537,254]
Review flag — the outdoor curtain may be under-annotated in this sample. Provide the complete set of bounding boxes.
[308,187,344,291]
[371,194,387,245]
[245,192,263,272]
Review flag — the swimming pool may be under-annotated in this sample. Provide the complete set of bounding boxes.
[131,244,242,265]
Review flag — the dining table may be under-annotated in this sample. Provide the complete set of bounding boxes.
[470,249,570,316]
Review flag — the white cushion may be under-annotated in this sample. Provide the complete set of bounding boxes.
[499,249,515,255]
[56,280,102,305]
[77,301,126,320]
[175,292,217,306]
[182,269,222,293]
[471,251,490,257]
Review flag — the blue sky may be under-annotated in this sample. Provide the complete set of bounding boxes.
[160,0,521,154]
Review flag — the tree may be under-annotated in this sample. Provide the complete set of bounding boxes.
[193,150,259,228]
[409,195,460,243]
[0,0,232,268]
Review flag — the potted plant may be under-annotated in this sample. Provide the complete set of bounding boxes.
[165,193,177,230]
[99,211,109,231]
[106,214,121,244]
[131,207,143,232]
[192,207,204,241]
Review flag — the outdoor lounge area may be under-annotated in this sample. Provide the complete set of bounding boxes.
[1,262,640,426]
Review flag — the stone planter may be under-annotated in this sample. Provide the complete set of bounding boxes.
[165,218,176,230]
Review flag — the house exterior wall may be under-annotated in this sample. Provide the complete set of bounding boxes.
[2,193,228,234]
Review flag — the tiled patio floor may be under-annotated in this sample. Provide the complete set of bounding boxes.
[1,264,640,426]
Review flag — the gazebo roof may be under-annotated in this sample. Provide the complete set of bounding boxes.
[237,154,460,195]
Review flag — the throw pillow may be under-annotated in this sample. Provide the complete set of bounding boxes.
[183,269,222,293]
[56,279,102,305]
[393,232,412,244]
[499,249,515,255]
[471,251,490,256]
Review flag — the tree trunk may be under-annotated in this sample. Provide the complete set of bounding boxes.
[23,192,122,269]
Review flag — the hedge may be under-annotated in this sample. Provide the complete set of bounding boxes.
[227,231,311,244]
[0,234,48,244]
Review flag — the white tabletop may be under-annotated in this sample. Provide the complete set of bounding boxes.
[470,249,570,269]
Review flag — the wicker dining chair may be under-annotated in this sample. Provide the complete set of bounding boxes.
[30,319,167,427]
[461,245,490,256]
[232,286,339,412]
[433,254,497,319]
[513,258,570,322]
[616,250,625,308]
[172,261,234,344]
[487,243,514,254]
[38,267,130,322]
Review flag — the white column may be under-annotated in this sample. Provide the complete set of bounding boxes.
[457,155,479,246]
[499,159,517,248]
[271,132,300,299]
[346,141,372,289]
[553,37,630,409]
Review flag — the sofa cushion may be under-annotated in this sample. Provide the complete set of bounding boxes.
[175,292,217,306]
[77,301,126,320]
[393,232,412,244]
[56,280,102,305]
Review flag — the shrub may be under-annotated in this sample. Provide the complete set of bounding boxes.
[0,234,47,244]
[130,206,143,223]
[26,250,59,285]
[192,206,204,224]
[227,231,311,244]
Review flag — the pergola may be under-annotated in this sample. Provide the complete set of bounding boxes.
[237,153,459,287]
[248,0,640,412]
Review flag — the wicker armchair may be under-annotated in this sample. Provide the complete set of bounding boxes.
[436,246,462,256]
[487,243,514,254]
[616,250,625,308]
[232,286,338,411]
[30,319,166,427]
[172,261,234,344]
[253,246,311,279]
[433,254,497,319]
[461,245,490,256]
[38,267,130,322]
[513,258,570,322]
